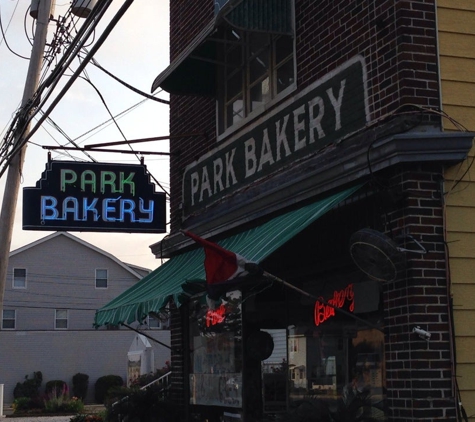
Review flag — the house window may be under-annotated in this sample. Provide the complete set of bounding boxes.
[217,26,295,135]
[55,309,68,329]
[2,310,16,330]
[289,338,299,352]
[95,269,108,289]
[148,315,161,329]
[13,268,26,289]
[148,314,171,329]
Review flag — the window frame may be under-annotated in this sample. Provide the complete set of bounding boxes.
[2,309,16,330]
[12,267,27,289]
[55,309,68,330]
[147,314,162,329]
[95,268,108,289]
[217,8,296,140]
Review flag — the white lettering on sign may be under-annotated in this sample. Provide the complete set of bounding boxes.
[188,82,347,207]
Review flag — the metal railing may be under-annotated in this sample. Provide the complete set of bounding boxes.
[112,370,172,410]
[141,371,172,398]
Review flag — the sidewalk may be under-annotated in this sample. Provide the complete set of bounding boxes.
[1,404,105,421]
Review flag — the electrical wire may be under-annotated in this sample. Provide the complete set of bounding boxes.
[73,96,152,144]
[0,0,132,178]
[89,58,170,105]
[37,111,96,162]
[1,0,170,200]
[0,4,29,59]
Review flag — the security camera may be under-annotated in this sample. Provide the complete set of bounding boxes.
[413,326,431,341]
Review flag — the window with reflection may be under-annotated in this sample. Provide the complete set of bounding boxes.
[283,280,387,421]
[218,26,295,135]
[189,290,243,407]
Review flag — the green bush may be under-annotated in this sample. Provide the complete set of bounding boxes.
[13,371,43,400]
[70,413,104,422]
[131,362,171,388]
[45,380,67,395]
[72,373,89,400]
[12,397,31,413]
[94,375,123,404]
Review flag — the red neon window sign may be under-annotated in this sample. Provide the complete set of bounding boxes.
[206,304,226,327]
[314,283,355,326]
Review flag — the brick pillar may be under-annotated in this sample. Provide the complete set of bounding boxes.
[383,164,456,420]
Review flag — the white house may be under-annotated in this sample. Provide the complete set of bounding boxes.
[0,232,170,404]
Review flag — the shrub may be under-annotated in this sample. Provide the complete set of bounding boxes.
[70,414,104,422]
[45,380,67,395]
[62,396,85,413]
[44,384,85,414]
[94,375,123,404]
[12,397,31,413]
[73,373,89,401]
[131,362,171,388]
[13,371,43,400]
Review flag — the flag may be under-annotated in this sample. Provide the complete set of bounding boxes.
[182,230,252,285]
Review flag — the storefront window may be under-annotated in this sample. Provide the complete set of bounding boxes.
[286,326,386,420]
[189,290,243,407]
[255,278,387,421]
[281,279,387,421]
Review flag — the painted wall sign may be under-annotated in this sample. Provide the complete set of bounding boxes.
[23,161,166,233]
[314,283,355,326]
[182,56,369,215]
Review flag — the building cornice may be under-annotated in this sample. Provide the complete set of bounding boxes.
[152,123,473,258]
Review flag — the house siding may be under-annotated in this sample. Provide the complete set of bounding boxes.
[439,0,475,419]
[1,233,170,404]
[0,330,170,404]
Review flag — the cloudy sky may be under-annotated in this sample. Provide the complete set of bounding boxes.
[0,0,171,270]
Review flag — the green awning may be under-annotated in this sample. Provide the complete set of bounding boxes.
[94,184,361,327]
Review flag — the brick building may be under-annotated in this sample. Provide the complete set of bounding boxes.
[95,1,475,421]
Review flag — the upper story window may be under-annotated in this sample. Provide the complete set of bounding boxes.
[147,314,170,330]
[95,269,108,289]
[13,268,27,289]
[217,28,295,136]
[2,309,16,330]
[55,309,68,329]
[151,0,295,135]
[289,337,299,353]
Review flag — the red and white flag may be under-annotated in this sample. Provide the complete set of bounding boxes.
[183,230,251,285]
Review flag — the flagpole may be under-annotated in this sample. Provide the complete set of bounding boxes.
[181,230,384,333]
[260,270,384,333]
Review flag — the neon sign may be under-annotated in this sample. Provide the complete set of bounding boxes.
[314,284,355,326]
[206,304,226,327]
[23,161,166,233]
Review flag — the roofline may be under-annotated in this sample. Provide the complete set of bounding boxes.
[10,232,145,279]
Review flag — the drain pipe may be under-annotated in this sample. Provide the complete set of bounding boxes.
[0,383,4,417]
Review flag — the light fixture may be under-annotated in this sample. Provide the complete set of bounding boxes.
[413,326,431,341]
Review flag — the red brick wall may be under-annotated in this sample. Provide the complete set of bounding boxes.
[295,0,439,117]
[383,164,455,420]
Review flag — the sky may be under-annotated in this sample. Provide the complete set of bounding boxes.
[0,0,171,270]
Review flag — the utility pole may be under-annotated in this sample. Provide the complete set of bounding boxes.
[0,0,54,318]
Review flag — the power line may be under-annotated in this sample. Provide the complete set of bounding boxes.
[89,57,170,105]
[0,0,133,179]
[0,3,29,59]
